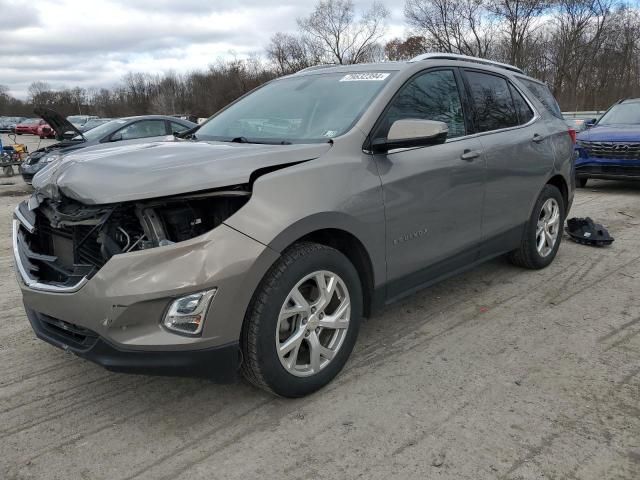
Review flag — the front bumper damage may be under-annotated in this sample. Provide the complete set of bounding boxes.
[14,201,279,381]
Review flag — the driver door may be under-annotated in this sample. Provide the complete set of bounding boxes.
[371,68,486,299]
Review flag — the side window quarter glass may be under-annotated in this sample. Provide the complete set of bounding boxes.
[377,69,466,140]
[509,84,535,125]
[465,71,519,132]
[518,78,563,119]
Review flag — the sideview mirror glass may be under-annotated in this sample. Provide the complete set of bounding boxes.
[372,119,448,153]
[110,132,123,142]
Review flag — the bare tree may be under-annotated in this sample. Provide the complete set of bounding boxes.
[27,81,53,106]
[267,33,321,75]
[549,0,612,108]
[297,0,390,64]
[487,0,550,67]
[385,36,428,60]
[405,0,495,57]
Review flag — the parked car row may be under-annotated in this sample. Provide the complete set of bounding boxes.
[0,116,27,133]
[1,114,117,139]
[19,109,196,183]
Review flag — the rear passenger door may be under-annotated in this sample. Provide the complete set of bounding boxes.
[462,69,556,255]
[372,68,486,299]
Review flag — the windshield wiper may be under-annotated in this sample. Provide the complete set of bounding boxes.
[230,137,292,145]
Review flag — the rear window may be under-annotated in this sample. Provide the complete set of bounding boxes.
[518,78,562,119]
[465,71,519,132]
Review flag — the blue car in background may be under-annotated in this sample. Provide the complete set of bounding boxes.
[575,98,640,187]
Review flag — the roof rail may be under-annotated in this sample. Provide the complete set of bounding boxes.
[296,64,336,74]
[410,53,524,74]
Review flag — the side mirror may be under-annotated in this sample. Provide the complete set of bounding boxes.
[585,118,597,129]
[62,131,76,140]
[110,132,123,142]
[372,119,448,153]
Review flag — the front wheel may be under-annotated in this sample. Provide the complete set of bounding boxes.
[508,184,565,269]
[241,242,362,397]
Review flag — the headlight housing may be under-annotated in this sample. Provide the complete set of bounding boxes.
[163,288,217,335]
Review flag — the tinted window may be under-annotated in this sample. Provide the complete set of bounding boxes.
[510,84,534,124]
[377,69,466,139]
[170,121,190,133]
[466,71,518,132]
[117,120,167,140]
[518,78,562,119]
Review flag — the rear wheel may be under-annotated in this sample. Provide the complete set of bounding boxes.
[241,242,362,397]
[3,166,14,177]
[576,177,588,188]
[508,184,564,269]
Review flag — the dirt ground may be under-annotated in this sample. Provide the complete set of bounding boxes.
[0,151,638,479]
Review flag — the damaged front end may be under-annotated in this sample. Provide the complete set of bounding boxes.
[14,187,250,291]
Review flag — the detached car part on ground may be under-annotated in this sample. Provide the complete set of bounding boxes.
[19,109,196,183]
[14,54,575,397]
[575,98,640,187]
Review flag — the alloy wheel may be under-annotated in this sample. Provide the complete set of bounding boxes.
[275,270,351,377]
[536,198,560,257]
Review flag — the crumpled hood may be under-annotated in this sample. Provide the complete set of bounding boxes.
[577,125,640,142]
[32,139,331,204]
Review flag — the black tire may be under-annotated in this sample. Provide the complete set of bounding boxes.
[241,242,362,397]
[508,184,565,270]
[576,177,588,188]
[3,166,14,177]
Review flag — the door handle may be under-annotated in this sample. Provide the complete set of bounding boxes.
[460,149,481,161]
[532,133,545,143]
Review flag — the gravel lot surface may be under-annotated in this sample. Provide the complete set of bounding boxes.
[0,149,638,479]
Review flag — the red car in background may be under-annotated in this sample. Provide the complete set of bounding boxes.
[36,122,55,139]
[15,118,46,135]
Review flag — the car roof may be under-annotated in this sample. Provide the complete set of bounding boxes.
[291,54,540,84]
[620,98,640,104]
[119,115,195,123]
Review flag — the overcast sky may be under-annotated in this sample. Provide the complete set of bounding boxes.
[0,0,407,99]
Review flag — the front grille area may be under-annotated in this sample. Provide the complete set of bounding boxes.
[36,312,99,350]
[18,210,104,287]
[579,141,640,160]
[35,212,105,269]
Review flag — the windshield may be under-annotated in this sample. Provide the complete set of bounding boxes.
[598,103,640,125]
[195,71,394,143]
[74,119,127,141]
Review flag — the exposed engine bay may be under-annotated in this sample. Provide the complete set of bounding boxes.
[22,187,250,285]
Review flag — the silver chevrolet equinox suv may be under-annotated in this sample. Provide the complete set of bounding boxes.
[14,54,575,397]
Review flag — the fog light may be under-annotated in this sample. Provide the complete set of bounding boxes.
[163,289,217,335]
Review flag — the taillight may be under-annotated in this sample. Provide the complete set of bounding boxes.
[568,128,577,144]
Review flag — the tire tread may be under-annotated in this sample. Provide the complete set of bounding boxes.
[240,242,332,395]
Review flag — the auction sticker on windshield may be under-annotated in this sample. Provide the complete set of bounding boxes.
[340,73,390,82]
